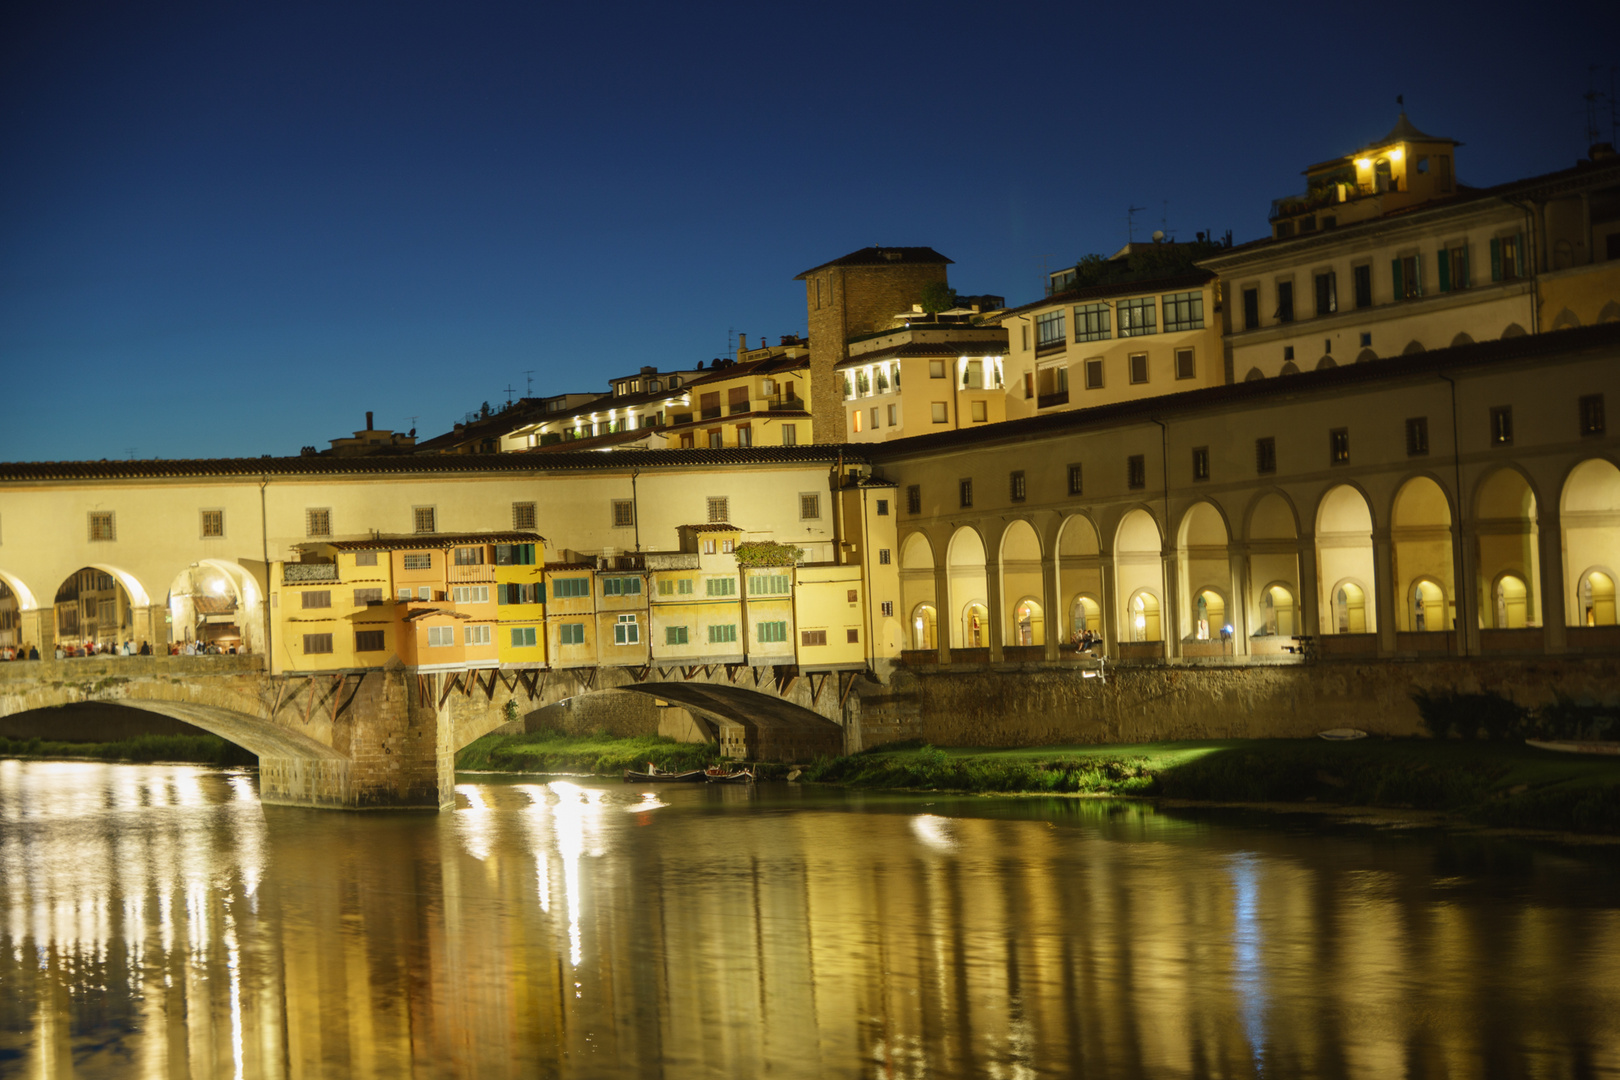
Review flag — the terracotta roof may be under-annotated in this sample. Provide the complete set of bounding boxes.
[527,428,665,453]
[995,271,1215,319]
[682,523,742,533]
[401,608,472,621]
[311,532,544,551]
[867,321,1620,460]
[544,562,597,571]
[795,246,953,279]
[190,596,238,616]
[838,342,1005,368]
[0,445,870,481]
[685,353,809,388]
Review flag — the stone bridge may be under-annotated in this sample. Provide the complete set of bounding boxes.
[0,656,855,809]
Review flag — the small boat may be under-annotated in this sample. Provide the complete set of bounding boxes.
[623,765,706,783]
[1317,728,1368,741]
[1525,739,1620,756]
[705,766,755,784]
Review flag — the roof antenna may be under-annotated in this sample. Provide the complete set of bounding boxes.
[503,384,516,408]
[1126,205,1146,243]
[524,369,535,397]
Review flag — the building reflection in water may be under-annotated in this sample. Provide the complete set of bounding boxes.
[2,759,1620,1077]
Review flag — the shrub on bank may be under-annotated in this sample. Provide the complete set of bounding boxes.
[455,730,717,774]
[0,733,254,766]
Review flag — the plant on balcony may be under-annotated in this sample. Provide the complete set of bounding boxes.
[920,281,957,314]
[734,542,803,568]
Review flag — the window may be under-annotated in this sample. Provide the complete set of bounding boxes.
[1242,287,1260,330]
[1353,265,1372,309]
[1406,417,1430,456]
[397,588,413,601]
[304,633,334,654]
[1074,302,1111,342]
[413,506,436,534]
[1127,455,1146,490]
[1360,331,1373,348]
[1490,406,1513,446]
[907,485,921,514]
[1394,254,1422,299]
[418,586,430,601]
[737,425,752,447]
[426,626,454,648]
[801,629,827,646]
[881,601,894,617]
[602,576,641,596]
[931,402,948,423]
[708,430,723,449]
[1314,271,1337,316]
[511,627,538,648]
[1118,297,1157,337]
[657,578,673,595]
[354,588,383,605]
[748,574,790,595]
[847,629,860,643]
[705,577,736,597]
[1580,394,1606,437]
[1284,346,1295,362]
[451,585,489,603]
[971,401,988,422]
[512,502,537,530]
[782,424,797,445]
[201,510,224,538]
[929,359,946,379]
[678,578,693,595]
[454,546,484,566]
[1329,428,1350,465]
[499,583,542,604]
[1067,464,1082,496]
[355,630,386,652]
[552,577,590,598]
[878,548,891,564]
[1084,358,1104,389]
[1174,349,1196,380]
[852,410,863,433]
[665,625,689,645]
[722,538,735,554]
[876,499,889,516]
[707,623,737,644]
[800,493,820,520]
[959,478,973,508]
[1010,471,1026,502]
[302,590,331,609]
[1492,234,1525,282]
[494,543,536,566]
[354,551,378,566]
[1162,291,1204,332]
[464,625,491,646]
[89,511,116,542]
[758,621,788,643]
[1024,371,1035,399]
[847,589,858,603]
[702,539,716,554]
[887,404,897,426]
[559,623,585,645]
[306,508,331,538]
[1439,245,1469,292]
[1021,324,1029,350]
[612,500,635,528]
[402,553,432,570]
[1128,353,1148,384]
[1035,310,1066,348]
[706,497,729,523]
[614,614,639,645]
[1274,281,1295,323]
[1192,447,1210,481]
[1256,437,1277,474]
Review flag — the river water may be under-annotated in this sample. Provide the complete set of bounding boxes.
[2,760,1619,1079]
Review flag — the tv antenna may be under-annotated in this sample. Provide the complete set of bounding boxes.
[1586,66,1618,147]
[523,369,535,397]
[124,447,138,460]
[502,384,517,408]
[1126,205,1147,243]
[1037,253,1057,295]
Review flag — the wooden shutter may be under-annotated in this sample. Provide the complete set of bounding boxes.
[1514,232,1526,277]
[1391,258,1403,299]
[1438,249,1450,292]
[1490,238,1502,282]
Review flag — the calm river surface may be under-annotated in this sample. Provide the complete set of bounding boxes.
[2,760,1620,1078]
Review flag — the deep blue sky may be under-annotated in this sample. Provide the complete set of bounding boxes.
[3,0,1614,461]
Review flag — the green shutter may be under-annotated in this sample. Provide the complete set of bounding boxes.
[1391,258,1403,300]
[1413,254,1422,297]
[1437,249,1450,292]
[1515,232,1526,277]
[1490,238,1502,282]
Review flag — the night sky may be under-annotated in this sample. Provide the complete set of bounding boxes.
[3,1,1613,461]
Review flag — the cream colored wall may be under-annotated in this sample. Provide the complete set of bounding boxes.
[1540,261,1620,329]
[793,566,865,667]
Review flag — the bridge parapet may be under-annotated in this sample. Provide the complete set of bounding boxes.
[0,653,264,686]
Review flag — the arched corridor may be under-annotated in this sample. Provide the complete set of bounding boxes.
[1176,502,1230,646]
[1115,510,1164,653]
[999,520,1044,647]
[946,528,989,649]
[1474,468,1539,629]
[1391,476,1455,632]
[1316,486,1376,635]
[1246,492,1301,649]
[1561,459,1620,628]
[1057,515,1105,649]
[898,533,937,653]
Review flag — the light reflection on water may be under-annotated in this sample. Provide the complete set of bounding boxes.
[2,759,1620,1078]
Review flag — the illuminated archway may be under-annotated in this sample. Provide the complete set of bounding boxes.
[999,520,1043,647]
[1069,594,1101,639]
[1392,476,1454,631]
[1257,583,1296,637]
[1177,501,1230,643]
[1115,510,1164,644]
[1012,598,1044,647]
[1578,570,1616,626]
[1560,459,1620,628]
[1128,590,1161,643]
[1408,577,1446,633]
[1474,468,1538,629]
[1057,515,1103,646]
[961,602,989,648]
[898,532,938,651]
[1316,486,1376,633]
[49,566,148,654]
[1246,492,1300,636]
[909,602,938,651]
[945,527,988,648]
[1331,580,1369,634]
[1492,573,1529,629]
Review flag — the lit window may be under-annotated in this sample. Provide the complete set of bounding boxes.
[1118,297,1157,337]
[1074,302,1110,342]
[1161,291,1204,332]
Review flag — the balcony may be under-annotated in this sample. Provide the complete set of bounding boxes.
[728,402,750,415]
[1037,390,1069,409]
[767,395,806,412]
[1035,339,1067,358]
[448,564,496,583]
[701,406,722,420]
[283,563,338,585]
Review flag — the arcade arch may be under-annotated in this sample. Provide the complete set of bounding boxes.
[49,566,149,654]
[1246,492,1301,643]
[1115,510,1164,646]
[898,532,937,651]
[1560,458,1620,627]
[1391,476,1455,632]
[909,602,938,651]
[946,527,989,648]
[1176,502,1230,643]
[999,520,1044,647]
[1316,486,1376,634]
[167,559,264,653]
[1057,515,1104,647]
[1473,468,1539,629]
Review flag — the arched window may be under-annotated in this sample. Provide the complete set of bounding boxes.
[1494,574,1528,629]
[910,604,937,651]
[964,603,988,647]
[1129,591,1161,642]
[1334,583,1367,634]
[1581,571,1617,626]
[1013,599,1043,647]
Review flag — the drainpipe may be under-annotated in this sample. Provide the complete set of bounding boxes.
[831,452,845,565]
[1437,372,1469,653]
[260,476,274,672]
[630,469,642,552]
[1150,417,1174,655]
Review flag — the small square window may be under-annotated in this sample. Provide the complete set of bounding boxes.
[1579,394,1605,437]
[971,400,988,422]
[1127,455,1146,490]
[1359,331,1372,348]
[1010,470,1026,502]
[707,496,729,522]
[1283,345,1295,361]
[1256,437,1277,474]
[354,551,378,566]
[875,499,889,516]
[881,600,894,617]
[847,628,860,644]
[1329,427,1350,465]
[413,506,436,534]
[512,502,537,530]
[929,359,946,378]
[89,511,116,542]
[201,510,224,538]
[306,508,332,538]
[1067,463,1082,496]
[1128,353,1148,384]
[931,402,948,423]
[1175,349,1195,380]
[847,589,858,603]
[611,500,634,528]
[878,548,891,564]
[800,493,821,520]
[1192,447,1209,481]
[959,478,973,508]
[1406,417,1429,456]
[1490,406,1513,446]
[887,404,897,426]
[1085,358,1104,389]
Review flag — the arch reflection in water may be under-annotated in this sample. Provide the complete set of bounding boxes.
[4,763,1620,1077]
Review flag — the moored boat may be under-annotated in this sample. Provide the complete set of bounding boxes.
[1526,739,1620,756]
[623,765,706,783]
[704,766,755,784]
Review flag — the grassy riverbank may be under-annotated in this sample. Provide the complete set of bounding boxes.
[0,733,256,766]
[456,730,719,775]
[805,739,1620,835]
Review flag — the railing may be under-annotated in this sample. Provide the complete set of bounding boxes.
[700,406,722,420]
[1035,340,1067,358]
[728,402,750,415]
[1037,390,1069,409]
[768,396,805,412]
[448,565,496,583]
[283,563,338,584]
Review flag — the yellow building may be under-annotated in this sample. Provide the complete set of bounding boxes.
[664,339,814,449]
[839,323,1009,442]
[543,561,598,668]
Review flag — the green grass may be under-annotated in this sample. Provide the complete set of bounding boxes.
[803,738,1620,835]
[455,730,720,776]
[0,733,256,766]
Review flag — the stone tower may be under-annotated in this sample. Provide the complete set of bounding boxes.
[795,247,951,443]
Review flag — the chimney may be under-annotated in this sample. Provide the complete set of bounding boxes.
[365,411,374,430]
[737,332,747,360]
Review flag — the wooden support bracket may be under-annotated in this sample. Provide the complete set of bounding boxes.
[439,672,460,709]
[682,666,697,681]
[498,670,518,694]
[479,670,498,700]
[779,673,799,698]
[726,663,740,683]
[329,674,345,725]
[809,672,829,706]
[302,677,317,725]
[840,671,859,707]
[270,677,289,718]
[335,672,365,720]
[461,669,475,697]
[582,667,598,691]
